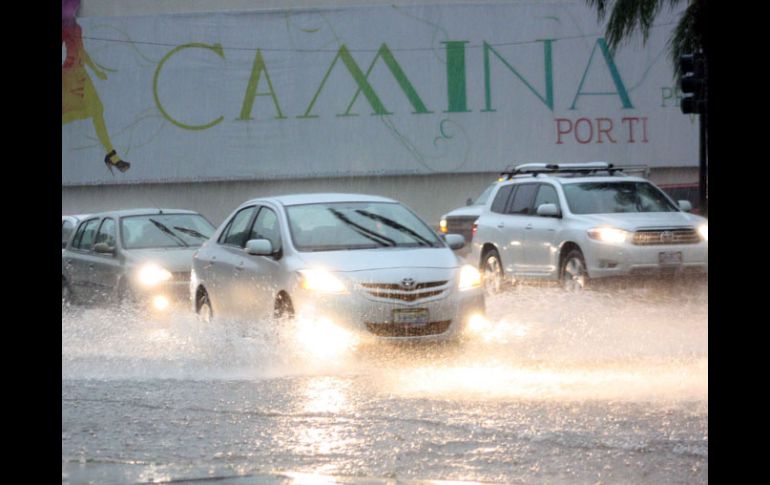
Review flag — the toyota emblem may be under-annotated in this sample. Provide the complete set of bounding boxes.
[401,278,416,290]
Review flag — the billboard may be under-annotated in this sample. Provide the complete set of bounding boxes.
[62,1,694,185]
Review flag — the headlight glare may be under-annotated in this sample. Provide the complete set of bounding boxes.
[298,269,347,294]
[458,264,482,291]
[138,264,172,287]
[698,224,708,241]
[439,218,448,233]
[587,227,629,244]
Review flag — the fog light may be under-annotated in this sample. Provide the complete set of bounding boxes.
[152,295,170,311]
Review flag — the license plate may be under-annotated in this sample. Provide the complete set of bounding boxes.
[659,251,683,266]
[393,308,429,326]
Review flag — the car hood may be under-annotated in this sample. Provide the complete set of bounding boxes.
[124,247,199,272]
[296,247,460,273]
[575,211,706,231]
[443,205,484,218]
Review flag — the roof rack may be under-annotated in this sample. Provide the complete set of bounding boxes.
[499,162,649,180]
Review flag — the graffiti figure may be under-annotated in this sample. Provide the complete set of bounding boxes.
[62,0,130,173]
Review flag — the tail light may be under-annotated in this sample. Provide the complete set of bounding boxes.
[472,222,478,237]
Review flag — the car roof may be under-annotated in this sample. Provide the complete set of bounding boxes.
[75,208,200,219]
[242,193,398,207]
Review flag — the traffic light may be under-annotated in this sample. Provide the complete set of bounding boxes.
[680,53,706,114]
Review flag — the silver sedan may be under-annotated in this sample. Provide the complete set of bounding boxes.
[62,208,215,313]
[191,193,485,344]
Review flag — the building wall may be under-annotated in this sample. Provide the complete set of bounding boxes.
[62,167,698,227]
[65,1,700,225]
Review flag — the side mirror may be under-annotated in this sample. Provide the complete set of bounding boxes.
[466,197,473,206]
[443,233,466,250]
[93,242,115,255]
[536,203,560,217]
[245,238,273,256]
[678,200,693,212]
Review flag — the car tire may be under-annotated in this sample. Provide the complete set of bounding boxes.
[273,293,294,320]
[197,291,213,323]
[561,249,588,291]
[482,248,504,294]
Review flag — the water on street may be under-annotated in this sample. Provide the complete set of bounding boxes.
[62,279,707,484]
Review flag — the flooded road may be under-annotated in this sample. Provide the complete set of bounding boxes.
[62,280,707,484]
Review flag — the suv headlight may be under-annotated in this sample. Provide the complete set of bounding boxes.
[439,218,448,233]
[458,265,482,291]
[298,269,347,294]
[137,263,172,287]
[698,224,708,241]
[587,227,629,244]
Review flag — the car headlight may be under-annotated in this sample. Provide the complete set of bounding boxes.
[298,269,347,294]
[587,227,629,244]
[439,218,448,233]
[698,224,708,241]
[458,264,482,291]
[137,263,173,287]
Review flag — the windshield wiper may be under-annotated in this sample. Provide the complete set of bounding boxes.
[354,210,436,247]
[328,209,396,247]
[149,218,189,247]
[173,226,208,240]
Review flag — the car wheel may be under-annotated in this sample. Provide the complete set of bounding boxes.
[482,248,504,294]
[273,293,295,320]
[197,291,213,323]
[561,249,588,291]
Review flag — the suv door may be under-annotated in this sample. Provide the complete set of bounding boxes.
[64,218,101,301]
[523,183,563,276]
[500,183,538,276]
[89,218,122,300]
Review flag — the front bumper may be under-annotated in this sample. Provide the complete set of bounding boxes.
[128,280,190,312]
[583,240,708,279]
[293,287,485,342]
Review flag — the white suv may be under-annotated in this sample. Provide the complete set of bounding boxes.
[470,163,708,291]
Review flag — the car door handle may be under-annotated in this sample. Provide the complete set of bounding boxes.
[235,262,244,271]
[497,223,505,229]
[525,224,533,230]
[88,264,95,269]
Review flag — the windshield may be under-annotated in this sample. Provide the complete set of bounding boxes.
[562,181,679,214]
[473,184,496,205]
[286,202,443,252]
[120,214,215,249]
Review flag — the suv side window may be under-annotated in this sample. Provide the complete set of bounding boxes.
[490,185,514,214]
[95,218,117,248]
[507,183,538,215]
[73,218,99,250]
[249,207,281,251]
[533,184,560,212]
[220,206,257,247]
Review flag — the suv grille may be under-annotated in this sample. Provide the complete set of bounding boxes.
[365,320,452,337]
[445,216,478,240]
[359,281,449,302]
[632,228,700,245]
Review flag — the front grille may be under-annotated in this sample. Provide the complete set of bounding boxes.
[365,320,452,337]
[632,228,700,245]
[171,271,191,282]
[359,281,449,302]
[445,216,478,240]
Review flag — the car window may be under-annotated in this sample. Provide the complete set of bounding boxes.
[533,184,560,211]
[249,207,281,251]
[507,183,538,215]
[490,185,514,214]
[121,214,214,249]
[95,218,117,248]
[563,182,678,214]
[73,218,99,250]
[221,206,257,247]
[62,219,75,245]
